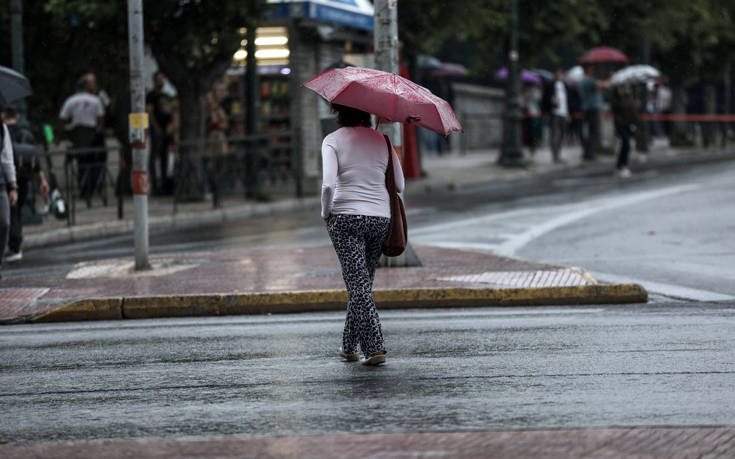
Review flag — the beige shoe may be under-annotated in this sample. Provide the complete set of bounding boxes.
[361,351,386,366]
[616,167,632,178]
[338,347,359,362]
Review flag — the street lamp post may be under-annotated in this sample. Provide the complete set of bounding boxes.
[499,0,526,168]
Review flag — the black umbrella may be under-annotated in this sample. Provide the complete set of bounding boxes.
[0,65,32,105]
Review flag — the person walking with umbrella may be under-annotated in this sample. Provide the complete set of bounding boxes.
[321,103,405,366]
[305,66,461,366]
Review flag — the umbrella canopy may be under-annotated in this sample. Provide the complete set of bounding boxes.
[564,65,585,83]
[531,68,554,81]
[579,46,629,64]
[304,66,463,135]
[610,64,661,86]
[0,65,32,105]
[430,62,469,77]
[495,67,542,85]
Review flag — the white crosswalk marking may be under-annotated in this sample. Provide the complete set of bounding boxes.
[438,268,593,288]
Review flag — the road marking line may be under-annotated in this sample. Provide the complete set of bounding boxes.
[590,271,735,302]
[410,207,541,236]
[411,185,701,257]
[495,184,700,255]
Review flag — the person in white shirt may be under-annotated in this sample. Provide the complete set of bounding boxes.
[59,73,105,205]
[1,121,19,276]
[321,103,404,366]
[549,67,569,163]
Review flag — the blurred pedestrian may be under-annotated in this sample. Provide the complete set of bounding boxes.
[1,106,50,262]
[59,73,106,206]
[655,81,672,138]
[522,82,543,155]
[566,80,584,147]
[577,63,607,161]
[203,90,229,204]
[549,68,569,163]
[321,103,404,366]
[1,117,19,277]
[146,71,173,195]
[611,84,640,178]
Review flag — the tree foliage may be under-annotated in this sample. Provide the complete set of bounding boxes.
[397,0,735,87]
[2,0,734,145]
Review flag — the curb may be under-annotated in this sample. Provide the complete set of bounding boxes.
[28,284,648,323]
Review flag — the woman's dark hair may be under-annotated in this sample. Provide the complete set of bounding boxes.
[331,103,371,128]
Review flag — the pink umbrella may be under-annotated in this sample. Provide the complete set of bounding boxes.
[303,66,463,135]
[579,46,629,64]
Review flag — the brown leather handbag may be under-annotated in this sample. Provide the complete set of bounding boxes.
[382,135,407,257]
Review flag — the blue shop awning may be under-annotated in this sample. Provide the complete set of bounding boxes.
[267,0,374,31]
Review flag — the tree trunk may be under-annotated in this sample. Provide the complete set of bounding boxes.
[153,48,236,202]
[702,83,716,148]
[670,84,690,147]
[175,88,206,202]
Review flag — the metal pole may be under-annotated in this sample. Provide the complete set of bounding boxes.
[245,24,260,200]
[374,0,420,268]
[499,0,526,167]
[127,0,149,270]
[10,0,28,127]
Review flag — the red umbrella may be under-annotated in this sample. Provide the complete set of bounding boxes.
[303,66,463,135]
[579,46,629,64]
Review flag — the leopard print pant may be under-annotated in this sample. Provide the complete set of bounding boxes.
[327,214,390,358]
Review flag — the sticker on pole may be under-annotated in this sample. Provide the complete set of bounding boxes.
[133,170,148,195]
[129,113,148,146]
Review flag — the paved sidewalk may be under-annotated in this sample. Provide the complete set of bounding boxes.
[2,426,733,458]
[1,244,645,323]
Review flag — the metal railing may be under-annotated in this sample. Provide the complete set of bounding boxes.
[43,129,299,226]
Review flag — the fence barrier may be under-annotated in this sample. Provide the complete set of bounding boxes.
[33,130,298,227]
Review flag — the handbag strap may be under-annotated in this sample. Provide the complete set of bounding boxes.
[383,134,396,194]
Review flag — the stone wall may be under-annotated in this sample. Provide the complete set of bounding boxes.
[450,83,505,151]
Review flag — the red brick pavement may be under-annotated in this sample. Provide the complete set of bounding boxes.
[1,427,733,458]
[1,245,564,322]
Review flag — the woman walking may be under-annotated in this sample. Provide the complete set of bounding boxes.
[321,104,405,366]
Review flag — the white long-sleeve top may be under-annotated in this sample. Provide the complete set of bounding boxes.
[321,126,405,219]
[1,123,17,185]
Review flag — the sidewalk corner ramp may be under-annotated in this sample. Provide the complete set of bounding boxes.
[29,283,648,324]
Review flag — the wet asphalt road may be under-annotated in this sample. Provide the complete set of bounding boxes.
[1,303,734,445]
[1,156,734,445]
